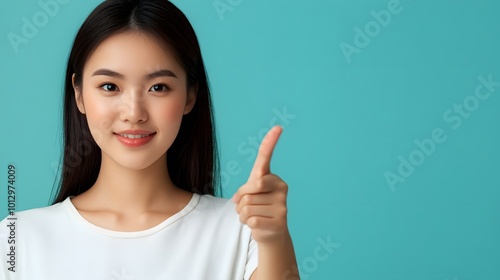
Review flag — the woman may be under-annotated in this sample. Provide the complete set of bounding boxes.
[0,1,298,279]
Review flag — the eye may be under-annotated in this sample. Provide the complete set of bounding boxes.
[149,84,170,92]
[99,83,118,92]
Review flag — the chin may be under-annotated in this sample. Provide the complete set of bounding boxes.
[104,152,163,171]
[122,157,162,170]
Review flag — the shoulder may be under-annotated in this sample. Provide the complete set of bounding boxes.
[0,199,67,231]
[197,194,232,209]
[187,194,243,226]
[195,194,236,215]
[187,194,254,247]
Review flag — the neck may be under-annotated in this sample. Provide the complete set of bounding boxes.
[87,152,180,213]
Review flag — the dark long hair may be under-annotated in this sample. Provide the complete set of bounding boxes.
[50,0,221,204]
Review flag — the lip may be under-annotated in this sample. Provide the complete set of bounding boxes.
[114,130,157,148]
[115,129,156,135]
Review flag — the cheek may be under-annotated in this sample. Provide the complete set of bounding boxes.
[83,95,115,142]
[156,99,185,123]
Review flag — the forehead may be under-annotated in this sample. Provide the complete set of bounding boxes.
[83,31,184,78]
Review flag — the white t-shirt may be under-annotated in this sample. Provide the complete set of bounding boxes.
[0,193,258,280]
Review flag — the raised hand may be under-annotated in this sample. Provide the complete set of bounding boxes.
[232,125,289,244]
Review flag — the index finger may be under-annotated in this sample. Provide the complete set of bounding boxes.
[248,125,283,180]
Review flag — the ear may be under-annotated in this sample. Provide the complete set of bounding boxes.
[183,82,198,115]
[72,73,85,114]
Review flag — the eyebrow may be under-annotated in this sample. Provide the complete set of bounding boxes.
[91,68,178,79]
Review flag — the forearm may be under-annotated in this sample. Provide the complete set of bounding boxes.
[254,229,300,280]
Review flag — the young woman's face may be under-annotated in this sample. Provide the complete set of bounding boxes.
[73,31,196,170]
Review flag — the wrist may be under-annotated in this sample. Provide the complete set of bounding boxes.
[256,228,290,249]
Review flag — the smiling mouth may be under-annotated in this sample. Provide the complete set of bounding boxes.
[114,133,156,139]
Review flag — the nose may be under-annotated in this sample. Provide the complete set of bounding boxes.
[116,91,148,123]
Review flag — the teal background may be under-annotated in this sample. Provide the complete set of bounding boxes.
[1,0,500,279]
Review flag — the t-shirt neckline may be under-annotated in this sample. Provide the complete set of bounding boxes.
[62,193,201,238]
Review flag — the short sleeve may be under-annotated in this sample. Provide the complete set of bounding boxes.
[243,227,259,280]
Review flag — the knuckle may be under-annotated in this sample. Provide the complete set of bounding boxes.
[241,205,251,217]
[239,215,246,224]
[279,206,288,218]
[241,195,252,204]
[248,217,259,228]
[277,191,287,202]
